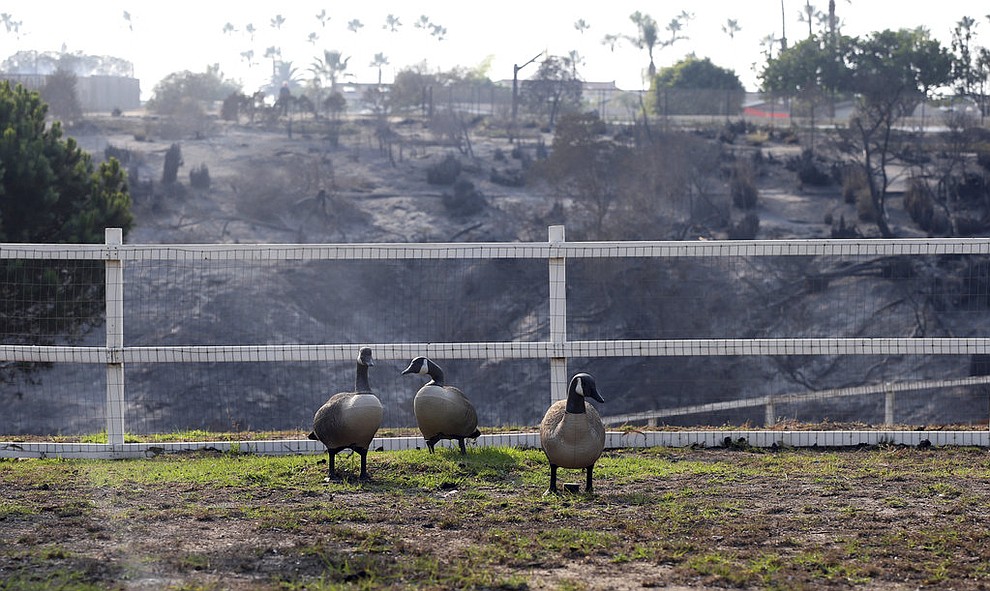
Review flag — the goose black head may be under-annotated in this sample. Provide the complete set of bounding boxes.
[358,346,375,367]
[401,356,444,385]
[401,356,429,376]
[566,372,605,413]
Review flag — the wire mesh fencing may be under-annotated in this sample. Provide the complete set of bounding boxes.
[2,227,990,457]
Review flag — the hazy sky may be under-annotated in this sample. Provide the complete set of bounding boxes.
[4,1,988,98]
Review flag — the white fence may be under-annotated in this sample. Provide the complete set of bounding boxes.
[3,226,990,458]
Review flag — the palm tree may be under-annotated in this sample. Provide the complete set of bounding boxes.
[347,19,363,33]
[429,23,447,40]
[264,46,281,79]
[122,11,133,32]
[628,11,660,80]
[602,33,621,52]
[722,19,741,39]
[270,60,302,95]
[383,14,401,32]
[240,50,256,69]
[370,53,389,85]
[310,49,350,92]
[798,1,821,38]
[315,9,330,28]
[574,19,590,35]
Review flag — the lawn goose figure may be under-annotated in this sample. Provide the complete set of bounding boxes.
[308,346,383,480]
[401,356,480,454]
[539,372,606,494]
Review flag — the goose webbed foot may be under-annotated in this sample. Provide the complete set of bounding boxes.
[543,464,560,496]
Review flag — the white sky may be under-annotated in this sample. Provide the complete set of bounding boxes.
[4,1,988,99]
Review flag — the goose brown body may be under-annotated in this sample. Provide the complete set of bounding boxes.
[402,357,480,454]
[312,391,382,452]
[540,399,605,469]
[539,373,606,494]
[308,347,382,479]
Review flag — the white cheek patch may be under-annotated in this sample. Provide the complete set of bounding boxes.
[419,361,430,375]
[575,379,584,396]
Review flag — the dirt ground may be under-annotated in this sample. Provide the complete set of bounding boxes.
[4,445,990,590]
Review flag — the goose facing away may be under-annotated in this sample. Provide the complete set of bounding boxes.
[308,346,383,480]
[401,356,480,454]
[539,372,606,494]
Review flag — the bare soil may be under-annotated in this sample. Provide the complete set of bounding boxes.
[4,446,990,589]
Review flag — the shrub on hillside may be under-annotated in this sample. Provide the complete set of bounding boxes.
[442,179,486,217]
[730,161,758,209]
[795,149,831,187]
[162,143,183,185]
[727,212,760,239]
[189,164,211,189]
[427,153,461,185]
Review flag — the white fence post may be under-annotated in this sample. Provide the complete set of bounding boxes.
[765,396,776,427]
[105,228,125,447]
[549,225,567,403]
[885,382,895,426]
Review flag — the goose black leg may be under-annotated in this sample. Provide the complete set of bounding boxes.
[585,464,594,493]
[358,448,370,480]
[458,438,467,455]
[426,436,439,454]
[326,449,341,481]
[545,463,560,495]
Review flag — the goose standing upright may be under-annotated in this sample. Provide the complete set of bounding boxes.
[308,346,383,480]
[401,356,480,454]
[539,372,606,494]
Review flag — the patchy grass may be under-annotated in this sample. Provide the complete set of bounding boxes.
[4,445,990,589]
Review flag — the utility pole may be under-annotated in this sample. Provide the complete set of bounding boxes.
[511,51,543,143]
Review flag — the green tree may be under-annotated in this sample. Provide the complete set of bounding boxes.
[844,28,952,237]
[0,81,133,350]
[146,65,241,116]
[651,56,744,116]
[522,56,583,128]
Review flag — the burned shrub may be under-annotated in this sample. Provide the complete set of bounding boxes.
[795,149,831,187]
[730,161,758,209]
[953,172,988,203]
[427,153,461,185]
[442,179,486,217]
[842,166,869,205]
[189,164,211,189]
[162,143,183,185]
[727,212,759,240]
[104,144,131,166]
[490,167,526,187]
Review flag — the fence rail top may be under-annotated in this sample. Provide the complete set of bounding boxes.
[1,234,989,261]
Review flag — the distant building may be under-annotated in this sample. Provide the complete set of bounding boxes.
[0,73,141,113]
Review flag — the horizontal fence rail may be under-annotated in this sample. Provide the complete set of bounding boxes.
[2,227,990,458]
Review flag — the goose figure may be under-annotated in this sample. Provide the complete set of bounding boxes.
[308,346,383,480]
[539,372,606,494]
[401,356,480,454]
